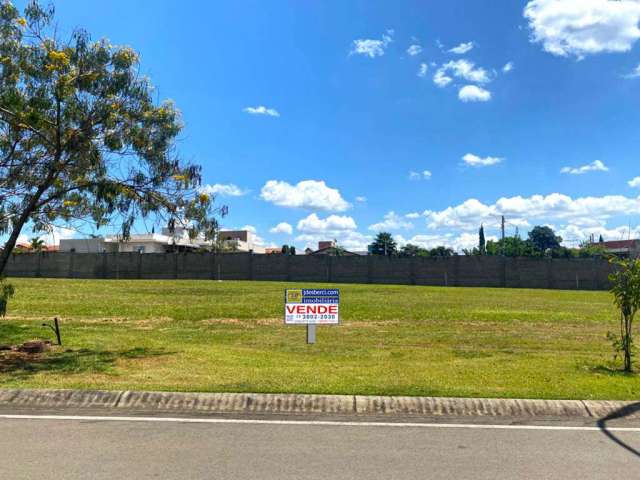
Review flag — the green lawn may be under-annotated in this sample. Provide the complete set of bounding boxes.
[0,278,637,400]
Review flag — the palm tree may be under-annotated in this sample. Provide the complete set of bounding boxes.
[29,237,45,252]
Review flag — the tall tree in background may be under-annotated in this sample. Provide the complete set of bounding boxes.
[528,226,562,253]
[369,232,397,256]
[0,1,221,276]
[29,236,44,251]
[478,224,485,255]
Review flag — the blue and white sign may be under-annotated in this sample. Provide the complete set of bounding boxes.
[284,288,340,325]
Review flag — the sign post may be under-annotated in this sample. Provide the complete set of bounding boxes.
[285,289,339,344]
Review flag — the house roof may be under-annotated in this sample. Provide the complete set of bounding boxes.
[601,240,640,250]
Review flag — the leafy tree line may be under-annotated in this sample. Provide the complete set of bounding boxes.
[464,225,608,258]
[368,232,454,257]
[369,225,608,259]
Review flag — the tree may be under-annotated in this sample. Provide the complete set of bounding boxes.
[29,236,45,251]
[399,243,429,257]
[369,232,397,256]
[429,246,454,257]
[478,224,485,255]
[289,245,296,255]
[599,234,604,243]
[281,244,289,255]
[528,226,562,253]
[608,258,640,372]
[0,2,221,278]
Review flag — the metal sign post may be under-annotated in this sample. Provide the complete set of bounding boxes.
[285,288,339,344]
[306,324,316,344]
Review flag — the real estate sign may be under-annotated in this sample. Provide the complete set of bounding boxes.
[284,289,340,325]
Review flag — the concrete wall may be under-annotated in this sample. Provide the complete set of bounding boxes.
[3,253,617,290]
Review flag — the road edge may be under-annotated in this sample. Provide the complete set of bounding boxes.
[0,389,637,419]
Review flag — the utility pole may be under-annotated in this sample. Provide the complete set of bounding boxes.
[501,215,505,256]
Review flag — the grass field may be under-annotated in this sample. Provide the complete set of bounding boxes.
[0,278,637,400]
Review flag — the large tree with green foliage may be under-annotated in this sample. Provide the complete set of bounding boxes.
[369,232,397,256]
[0,1,220,275]
[528,226,562,253]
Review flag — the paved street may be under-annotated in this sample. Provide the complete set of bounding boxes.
[0,413,639,479]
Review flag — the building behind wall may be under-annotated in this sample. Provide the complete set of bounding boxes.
[60,228,265,254]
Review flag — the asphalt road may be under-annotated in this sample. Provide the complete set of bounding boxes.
[1,413,639,479]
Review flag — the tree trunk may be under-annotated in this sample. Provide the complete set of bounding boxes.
[0,178,55,275]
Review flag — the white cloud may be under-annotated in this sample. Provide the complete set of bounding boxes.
[350,30,394,58]
[560,159,609,175]
[458,85,491,102]
[296,213,357,234]
[409,170,432,180]
[628,176,640,188]
[200,183,248,197]
[369,211,414,231]
[260,180,350,212]
[407,44,423,56]
[243,105,280,117]
[439,59,491,84]
[405,212,421,219]
[396,232,491,251]
[433,69,452,87]
[355,196,367,203]
[449,41,474,54]
[424,193,640,232]
[524,0,640,58]
[417,63,429,77]
[502,61,514,73]
[269,222,293,235]
[295,231,372,251]
[44,226,76,246]
[462,153,502,167]
[623,64,640,78]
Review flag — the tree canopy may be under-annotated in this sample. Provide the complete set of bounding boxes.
[0,1,221,273]
[369,232,397,256]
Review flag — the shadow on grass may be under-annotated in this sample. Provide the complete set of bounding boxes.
[588,365,637,377]
[0,347,175,381]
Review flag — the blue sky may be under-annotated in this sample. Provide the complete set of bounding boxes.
[16,0,640,251]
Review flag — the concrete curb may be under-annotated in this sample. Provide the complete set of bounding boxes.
[0,389,638,419]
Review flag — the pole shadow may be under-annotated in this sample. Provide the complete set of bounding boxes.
[597,402,640,458]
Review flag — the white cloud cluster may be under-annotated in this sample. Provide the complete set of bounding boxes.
[369,211,414,231]
[395,232,490,251]
[297,213,357,233]
[243,106,280,117]
[434,59,490,86]
[628,177,640,188]
[462,153,502,167]
[200,183,248,197]
[409,170,432,180]
[502,62,514,73]
[355,196,367,203]
[524,0,640,58]
[294,213,370,250]
[269,222,293,235]
[407,44,422,56]
[458,85,491,102]
[560,159,609,175]
[449,41,474,54]
[623,64,640,78]
[260,180,350,212]
[424,193,640,231]
[417,63,428,77]
[350,30,394,58]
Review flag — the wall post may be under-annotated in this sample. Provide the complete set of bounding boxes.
[68,251,74,278]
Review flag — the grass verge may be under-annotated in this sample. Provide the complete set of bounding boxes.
[0,278,636,400]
